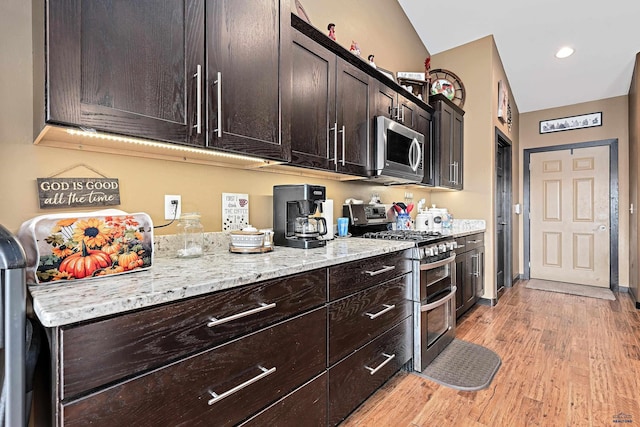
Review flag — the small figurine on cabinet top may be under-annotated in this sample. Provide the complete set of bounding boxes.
[368,54,376,69]
[424,56,432,84]
[350,41,361,56]
[327,23,336,40]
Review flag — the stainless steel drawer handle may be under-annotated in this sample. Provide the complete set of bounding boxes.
[207,302,276,327]
[213,71,222,138]
[365,304,395,319]
[193,64,202,134]
[364,265,395,276]
[207,365,276,406]
[467,240,481,244]
[365,353,396,375]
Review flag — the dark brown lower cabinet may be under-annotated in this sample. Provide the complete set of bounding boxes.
[328,317,412,425]
[61,308,326,427]
[240,373,327,427]
[46,250,414,426]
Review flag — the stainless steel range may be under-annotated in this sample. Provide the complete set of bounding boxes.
[345,204,457,372]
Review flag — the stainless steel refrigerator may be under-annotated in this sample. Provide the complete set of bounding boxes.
[0,224,26,427]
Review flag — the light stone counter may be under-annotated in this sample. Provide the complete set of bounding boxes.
[28,237,415,328]
[28,221,486,328]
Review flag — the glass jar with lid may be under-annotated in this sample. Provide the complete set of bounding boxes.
[176,212,204,258]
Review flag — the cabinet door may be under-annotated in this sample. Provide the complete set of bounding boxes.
[416,106,435,186]
[206,0,291,161]
[373,82,396,121]
[451,109,464,190]
[473,246,485,299]
[47,0,205,145]
[462,250,476,312]
[437,101,455,187]
[290,31,336,170]
[454,254,465,317]
[397,94,416,130]
[335,59,372,176]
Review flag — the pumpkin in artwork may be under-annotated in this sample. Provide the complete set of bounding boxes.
[59,242,112,279]
[118,251,140,271]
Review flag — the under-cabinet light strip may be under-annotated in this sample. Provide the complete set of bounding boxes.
[65,128,268,162]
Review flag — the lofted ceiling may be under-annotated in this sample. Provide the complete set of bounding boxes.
[398,0,640,113]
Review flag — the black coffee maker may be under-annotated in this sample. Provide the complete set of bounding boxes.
[273,184,328,249]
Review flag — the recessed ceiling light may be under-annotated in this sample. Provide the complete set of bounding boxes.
[555,46,575,59]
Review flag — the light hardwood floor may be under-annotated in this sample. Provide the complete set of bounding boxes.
[342,281,640,427]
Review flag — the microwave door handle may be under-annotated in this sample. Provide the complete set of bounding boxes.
[410,138,421,172]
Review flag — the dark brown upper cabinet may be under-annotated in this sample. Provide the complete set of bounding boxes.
[431,94,464,190]
[205,0,291,161]
[45,0,290,161]
[290,29,372,177]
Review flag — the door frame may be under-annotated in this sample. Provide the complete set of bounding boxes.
[523,138,619,290]
[495,128,513,292]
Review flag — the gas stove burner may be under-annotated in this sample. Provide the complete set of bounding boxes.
[362,230,442,242]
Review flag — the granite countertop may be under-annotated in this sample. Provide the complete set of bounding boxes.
[28,221,486,328]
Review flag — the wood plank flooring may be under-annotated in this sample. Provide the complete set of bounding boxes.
[341,281,640,427]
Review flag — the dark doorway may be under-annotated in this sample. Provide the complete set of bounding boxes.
[495,128,512,293]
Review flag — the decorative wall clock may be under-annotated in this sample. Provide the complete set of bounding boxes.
[429,68,465,108]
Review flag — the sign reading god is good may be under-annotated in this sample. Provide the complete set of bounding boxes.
[37,178,121,209]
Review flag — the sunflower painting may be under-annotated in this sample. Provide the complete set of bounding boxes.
[19,211,153,284]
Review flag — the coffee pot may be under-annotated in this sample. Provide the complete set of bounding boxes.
[294,217,328,238]
[273,184,328,249]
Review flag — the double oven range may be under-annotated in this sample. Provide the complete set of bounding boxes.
[345,204,457,372]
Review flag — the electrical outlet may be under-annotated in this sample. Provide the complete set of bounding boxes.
[164,195,181,220]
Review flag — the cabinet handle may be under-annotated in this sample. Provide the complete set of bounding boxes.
[330,123,338,165]
[471,254,480,277]
[364,265,395,276]
[364,353,396,375]
[454,161,458,185]
[207,365,276,406]
[340,125,346,166]
[467,240,481,244]
[193,65,202,134]
[449,162,455,184]
[207,302,276,327]
[212,71,222,138]
[365,304,395,319]
[456,244,466,249]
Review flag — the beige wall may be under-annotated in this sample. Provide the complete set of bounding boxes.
[0,0,433,235]
[428,36,521,300]
[293,0,429,73]
[519,96,630,287]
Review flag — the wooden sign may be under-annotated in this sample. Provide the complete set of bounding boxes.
[37,177,120,209]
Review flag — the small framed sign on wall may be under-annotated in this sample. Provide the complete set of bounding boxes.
[539,112,602,134]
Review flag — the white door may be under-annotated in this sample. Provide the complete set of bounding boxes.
[530,146,610,287]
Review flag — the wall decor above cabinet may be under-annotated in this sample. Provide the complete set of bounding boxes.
[38,0,291,163]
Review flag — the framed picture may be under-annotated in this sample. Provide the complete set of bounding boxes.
[539,112,602,134]
[498,80,508,122]
[377,67,395,83]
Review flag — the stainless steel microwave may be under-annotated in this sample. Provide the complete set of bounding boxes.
[369,116,425,185]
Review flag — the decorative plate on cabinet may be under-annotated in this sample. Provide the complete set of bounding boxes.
[429,68,465,108]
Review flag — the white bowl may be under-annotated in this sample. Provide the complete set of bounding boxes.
[230,230,265,248]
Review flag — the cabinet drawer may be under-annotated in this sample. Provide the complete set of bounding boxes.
[456,233,484,253]
[328,250,411,300]
[240,373,327,427]
[61,307,327,427]
[61,270,326,399]
[328,317,412,426]
[329,275,411,365]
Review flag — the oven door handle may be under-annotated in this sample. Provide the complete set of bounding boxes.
[419,253,456,271]
[420,286,457,312]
